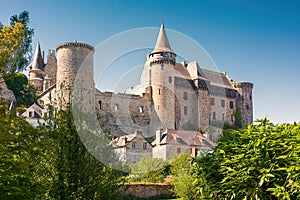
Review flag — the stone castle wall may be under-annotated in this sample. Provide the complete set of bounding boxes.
[174,77,199,130]
[95,89,155,137]
[43,50,57,85]
[120,183,173,198]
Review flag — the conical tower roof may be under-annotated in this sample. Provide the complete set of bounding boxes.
[151,21,173,54]
[31,42,44,70]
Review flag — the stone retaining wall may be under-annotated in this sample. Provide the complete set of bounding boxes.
[120,183,174,198]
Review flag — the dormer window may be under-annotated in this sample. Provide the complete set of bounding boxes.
[29,111,33,118]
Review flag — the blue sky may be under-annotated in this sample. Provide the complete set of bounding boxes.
[1,0,300,123]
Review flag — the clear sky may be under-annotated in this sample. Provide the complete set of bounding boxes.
[1,0,300,123]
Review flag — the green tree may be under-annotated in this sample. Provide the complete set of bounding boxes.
[4,72,37,106]
[191,118,300,199]
[0,11,34,73]
[170,153,196,200]
[128,157,169,183]
[48,108,122,199]
[0,106,47,199]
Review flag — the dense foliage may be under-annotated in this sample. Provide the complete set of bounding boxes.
[170,153,195,200]
[174,119,300,200]
[4,72,37,106]
[0,11,33,73]
[128,157,169,183]
[0,112,47,199]
[0,105,123,199]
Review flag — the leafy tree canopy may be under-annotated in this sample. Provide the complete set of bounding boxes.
[191,118,300,199]
[0,11,34,74]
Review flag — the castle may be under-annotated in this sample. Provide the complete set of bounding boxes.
[28,22,253,139]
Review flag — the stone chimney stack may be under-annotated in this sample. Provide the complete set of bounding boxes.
[156,129,163,146]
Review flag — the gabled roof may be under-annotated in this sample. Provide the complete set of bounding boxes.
[31,42,44,70]
[21,103,44,118]
[151,22,174,54]
[153,129,211,148]
[198,68,234,89]
[113,131,152,147]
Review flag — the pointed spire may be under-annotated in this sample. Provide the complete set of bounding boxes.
[31,42,44,70]
[151,20,173,54]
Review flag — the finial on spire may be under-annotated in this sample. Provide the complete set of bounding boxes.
[161,13,164,28]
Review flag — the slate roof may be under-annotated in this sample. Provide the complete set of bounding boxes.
[151,22,174,54]
[152,129,213,149]
[113,131,152,147]
[198,68,235,89]
[31,42,44,70]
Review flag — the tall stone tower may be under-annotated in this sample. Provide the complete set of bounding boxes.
[56,41,95,110]
[236,82,253,125]
[148,22,176,129]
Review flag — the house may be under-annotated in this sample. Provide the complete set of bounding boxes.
[112,131,152,163]
[152,129,214,160]
[21,103,49,127]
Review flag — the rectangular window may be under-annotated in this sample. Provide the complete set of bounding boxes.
[98,100,102,110]
[177,147,181,154]
[132,155,137,163]
[168,76,172,83]
[230,101,234,109]
[221,99,225,107]
[158,88,161,95]
[231,114,234,122]
[161,65,164,70]
[29,111,33,118]
[213,111,216,120]
[184,106,188,115]
[143,143,147,150]
[222,113,225,121]
[210,98,215,105]
[132,142,136,149]
[183,92,188,100]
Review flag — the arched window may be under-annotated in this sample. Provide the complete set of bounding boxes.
[139,106,144,113]
[114,104,119,111]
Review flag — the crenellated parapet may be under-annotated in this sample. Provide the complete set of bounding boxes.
[56,42,94,52]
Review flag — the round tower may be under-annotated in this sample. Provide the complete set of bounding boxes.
[148,22,176,129]
[56,41,95,110]
[236,82,253,125]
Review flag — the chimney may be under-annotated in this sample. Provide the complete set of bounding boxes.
[135,131,142,136]
[191,148,198,157]
[156,129,162,146]
[122,137,127,146]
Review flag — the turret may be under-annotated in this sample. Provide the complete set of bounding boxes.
[148,21,176,130]
[56,40,95,110]
[29,42,44,91]
[235,82,254,125]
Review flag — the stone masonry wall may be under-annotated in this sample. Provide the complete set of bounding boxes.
[120,183,173,198]
[95,90,154,137]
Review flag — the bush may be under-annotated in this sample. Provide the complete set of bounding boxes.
[128,157,169,183]
[192,118,300,199]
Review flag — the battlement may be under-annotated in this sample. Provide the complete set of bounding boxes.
[56,42,94,51]
[47,49,56,55]
[235,82,253,88]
